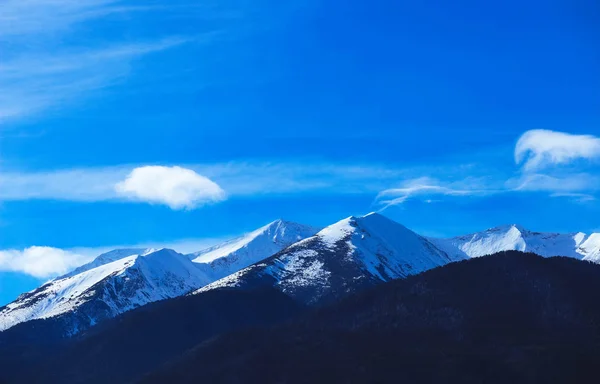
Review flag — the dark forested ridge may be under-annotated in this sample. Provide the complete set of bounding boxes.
[140,252,600,384]
[3,251,600,384]
[0,288,304,384]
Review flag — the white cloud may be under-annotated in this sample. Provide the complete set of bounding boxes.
[0,162,407,203]
[0,235,240,279]
[2,158,597,209]
[0,247,93,278]
[2,155,596,208]
[115,166,226,210]
[515,129,600,171]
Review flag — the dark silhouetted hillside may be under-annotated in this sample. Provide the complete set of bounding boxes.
[0,288,304,384]
[140,252,600,384]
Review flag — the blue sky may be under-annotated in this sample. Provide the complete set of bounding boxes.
[1,0,599,305]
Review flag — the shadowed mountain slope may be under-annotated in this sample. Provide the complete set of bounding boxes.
[141,252,600,384]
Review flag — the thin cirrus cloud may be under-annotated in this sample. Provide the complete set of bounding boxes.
[1,129,598,209]
[0,162,403,206]
[515,129,600,172]
[377,129,600,208]
[375,176,498,209]
[0,38,191,120]
[0,0,198,121]
[507,173,599,194]
[115,166,226,210]
[0,0,148,38]
[0,165,228,210]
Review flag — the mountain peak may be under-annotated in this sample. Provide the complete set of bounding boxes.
[314,213,395,242]
[488,224,528,233]
[0,247,210,334]
[196,213,458,304]
[356,211,405,227]
[60,248,153,279]
[143,248,179,257]
[432,224,598,260]
[268,218,292,226]
[189,219,319,280]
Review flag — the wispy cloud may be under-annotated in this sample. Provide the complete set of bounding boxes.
[0,0,125,38]
[376,129,600,208]
[0,165,227,210]
[2,131,599,210]
[506,172,600,193]
[515,129,600,171]
[0,162,409,204]
[0,38,190,121]
[0,166,129,201]
[196,162,409,196]
[376,176,498,209]
[0,0,196,121]
[549,193,596,203]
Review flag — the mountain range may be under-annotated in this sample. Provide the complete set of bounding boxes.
[1,213,600,383]
[0,220,317,334]
[1,214,599,335]
[431,224,600,261]
[195,213,464,304]
[141,251,600,384]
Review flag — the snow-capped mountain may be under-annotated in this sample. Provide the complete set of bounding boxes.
[0,248,211,333]
[60,248,155,278]
[431,224,600,261]
[580,234,600,262]
[195,213,463,304]
[0,220,317,334]
[189,219,319,281]
[2,215,598,336]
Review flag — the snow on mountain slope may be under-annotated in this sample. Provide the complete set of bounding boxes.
[581,234,600,262]
[60,248,154,278]
[3,215,597,335]
[0,220,316,335]
[195,213,462,304]
[0,249,211,333]
[431,224,600,260]
[189,219,319,281]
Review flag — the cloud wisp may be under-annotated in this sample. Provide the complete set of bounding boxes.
[0,0,198,121]
[0,37,190,121]
[375,176,499,209]
[0,0,152,39]
[507,172,600,194]
[2,129,599,210]
[0,165,227,210]
[0,162,405,206]
[377,129,600,208]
